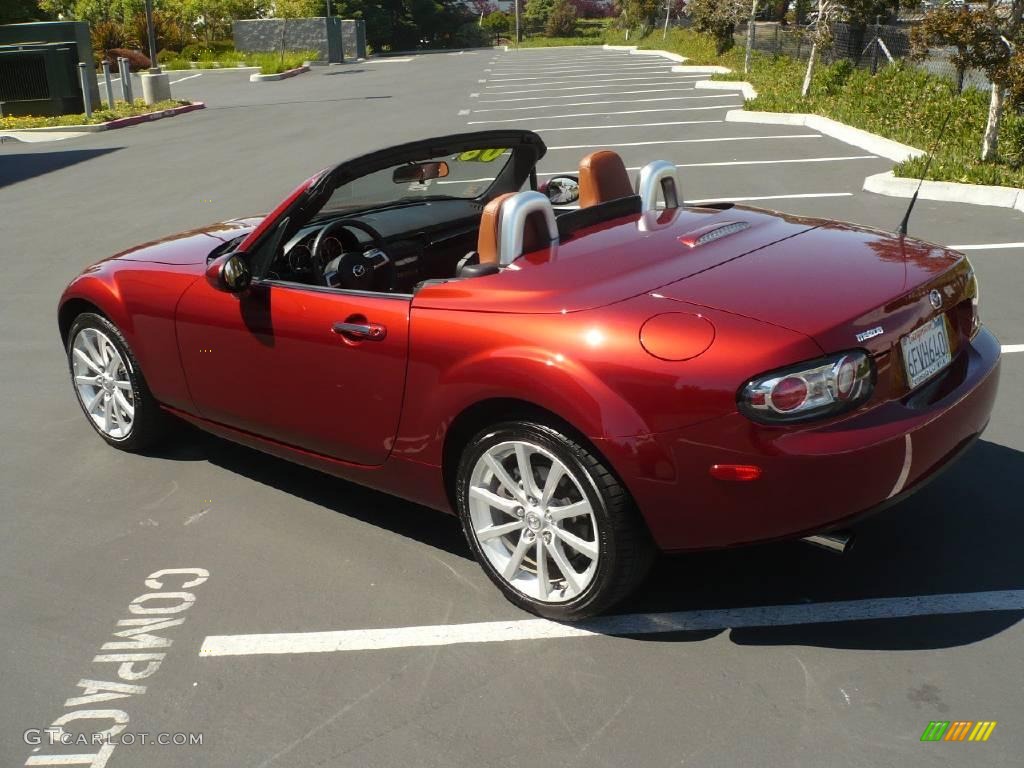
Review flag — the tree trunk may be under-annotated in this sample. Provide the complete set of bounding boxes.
[981,83,1004,161]
[802,40,817,98]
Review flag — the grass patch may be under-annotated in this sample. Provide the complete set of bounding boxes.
[156,49,318,74]
[530,24,1022,189]
[0,99,190,130]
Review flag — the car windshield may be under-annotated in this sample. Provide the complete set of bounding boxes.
[321,148,514,213]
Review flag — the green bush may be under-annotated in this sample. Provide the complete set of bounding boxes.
[1002,114,1024,169]
[482,11,511,39]
[545,0,578,38]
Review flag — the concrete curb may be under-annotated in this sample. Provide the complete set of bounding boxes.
[249,64,310,82]
[0,102,205,141]
[160,66,259,73]
[628,48,686,62]
[671,64,730,74]
[695,79,757,100]
[725,109,924,163]
[602,44,637,51]
[864,171,1024,213]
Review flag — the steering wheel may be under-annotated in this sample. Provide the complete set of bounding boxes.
[310,218,392,291]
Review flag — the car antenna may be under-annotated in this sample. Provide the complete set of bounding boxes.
[896,110,953,238]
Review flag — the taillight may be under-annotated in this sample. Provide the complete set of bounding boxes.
[965,259,981,337]
[738,350,875,424]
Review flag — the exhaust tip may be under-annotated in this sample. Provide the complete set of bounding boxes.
[801,531,855,555]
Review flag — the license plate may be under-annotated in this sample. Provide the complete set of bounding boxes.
[901,315,951,390]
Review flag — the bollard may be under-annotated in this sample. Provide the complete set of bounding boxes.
[102,60,116,108]
[119,57,134,103]
[77,62,93,119]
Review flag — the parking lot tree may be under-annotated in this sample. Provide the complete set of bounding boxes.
[524,0,557,33]
[0,0,53,23]
[686,0,747,53]
[481,9,511,37]
[545,0,577,35]
[910,6,1006,93]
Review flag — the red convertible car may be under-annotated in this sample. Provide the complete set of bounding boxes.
[59,130,1000,619]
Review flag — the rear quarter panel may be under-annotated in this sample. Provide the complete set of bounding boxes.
[396,294,821,467]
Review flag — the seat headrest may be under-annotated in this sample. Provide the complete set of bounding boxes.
[478,191,558,265]
[578,150,633,208]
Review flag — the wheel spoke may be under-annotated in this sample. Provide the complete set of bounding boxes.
[540,463,565,507]
[84,390,104,415]
[75,375,100,385]
[536,539,550,599]
[483,453,527,505]
[548,539,584,596]
[113,398,128,434]
[73,349,103,375]
[476,520,524,542]
[82,331,104,367]
[514,443,541,498]
[502,532,532,580]
[553,526,598,561]
[114,391,134,418]
[469,485,520,517]
[102,397,113,433]
[114,380,132,391]
[548,499,591,522]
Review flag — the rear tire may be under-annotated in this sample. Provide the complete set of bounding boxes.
[66,312,167,452]
[456,421,655,620]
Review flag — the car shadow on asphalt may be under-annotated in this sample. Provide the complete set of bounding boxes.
[0,147,121,188]
[620,439,1024,650]
[159,429,1024,651]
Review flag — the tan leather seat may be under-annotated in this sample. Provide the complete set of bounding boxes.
[578,150,633,208]
[477,192,552,265]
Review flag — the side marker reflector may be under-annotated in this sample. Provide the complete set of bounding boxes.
[710,464,762,481]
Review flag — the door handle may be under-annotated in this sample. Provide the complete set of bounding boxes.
[332,321,387,341]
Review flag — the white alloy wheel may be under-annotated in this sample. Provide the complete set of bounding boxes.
[467,439,600,603]
[71,326,135,440]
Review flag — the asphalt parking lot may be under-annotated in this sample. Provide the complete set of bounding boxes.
[2,47,1023,767]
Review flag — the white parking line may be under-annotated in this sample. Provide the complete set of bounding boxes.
[374,57,414,63]
[487,74,700,88]
[537,155,877,175]
[199,589,1024,657]
[471,94,736,113]
[534,119,724,132]
[487,70,673,83]
[546,134,822,150]
[493,79,703,95]
[490,65,670,78]
[480,87,698,103]
[688,192,855,204]
[169,73,202,84]
[1002,344,1024,354]
[948,242,1024,250]
[468,105,735,125]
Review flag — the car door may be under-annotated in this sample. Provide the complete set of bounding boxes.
[175,278,409,466]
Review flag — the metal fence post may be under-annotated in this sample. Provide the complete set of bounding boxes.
[77,62,93,118]
[870,15,880,75]
[101,59,116,107]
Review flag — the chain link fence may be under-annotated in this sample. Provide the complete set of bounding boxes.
[733,20,992,93]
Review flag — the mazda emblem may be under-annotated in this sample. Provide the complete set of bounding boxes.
[928,289,942,310]
[352,264,367,278]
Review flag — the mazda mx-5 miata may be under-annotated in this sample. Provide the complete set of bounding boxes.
[59,130,1000,619]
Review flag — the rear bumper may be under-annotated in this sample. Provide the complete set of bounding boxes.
[599,327,1001,551]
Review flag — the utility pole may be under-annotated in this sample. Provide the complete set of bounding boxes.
[144,0,157,69]
[662,0,671,39]
[744,0,757,74]
[514,0,520,48]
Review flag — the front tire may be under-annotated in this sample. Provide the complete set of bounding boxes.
[66,312,166,451]
[456,421,655,620]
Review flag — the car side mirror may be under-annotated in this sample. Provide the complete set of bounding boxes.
[542,175,580,205]
[207,252,252,293]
